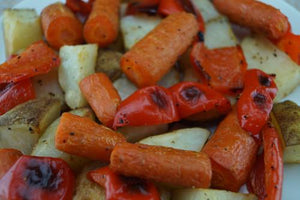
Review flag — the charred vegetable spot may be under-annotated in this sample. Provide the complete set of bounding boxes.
[180,86,202,105]
[258,75,271,87]
[195,60,211,81]
[120,176,149,195]
[150,89,168,109]
[24,160,62,191]
[126,2,158,16]
[197,32,204,42]
[230,87,243,94]
[252,92,267,108]
[69,132,75,136]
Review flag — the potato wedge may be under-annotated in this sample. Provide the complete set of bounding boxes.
[3,9,43,57]
[120,14,162,50]
[59,44,98,109]
[113,76,137,100]
[284,144,300,163]
[191,0,221,22]
[31,108,94,172]
[118,124,168,142]
[0,98,61,154]
[95,49,123,81]
[241,35,300,101]
[139,128,210,151]
[32,68,65,104]
[204,16,238,49]
[173,188,257,200]
[73,162,106,200]
[272,101,300,146]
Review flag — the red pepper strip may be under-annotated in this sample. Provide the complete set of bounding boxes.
[190,42,247,95]
[89,166,160,200]
[158,0,184,16]
[126,0,160,15]
[262,122,284,200]
[237,86,273,136]
[0,155,74,200]
[169,81,231,119]
[0,79,35,115]
[0,41,60,84]
[247,153,266,199]
[276,31,300,65]
[66,0,95,15]
[113,85,179,128]
[244,69,278,100]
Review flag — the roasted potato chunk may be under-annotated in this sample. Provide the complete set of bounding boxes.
[272,101,300,146]
[0,98,62,154]
[95,49,123,81]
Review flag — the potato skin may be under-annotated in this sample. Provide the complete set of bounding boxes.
[273,100,300,146]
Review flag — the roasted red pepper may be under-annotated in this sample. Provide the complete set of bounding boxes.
[113,85,179,128]
[0,41,60,84]
[0,156,74,200]
[66,0,95,16]
[190,42,247,95]
[247,122,283,200]
[0,79,35,115]
[89,166,160,200]
[276,30,300,65]
[237,70,277,135]
[157,0,184,16]
[126,0,160,15]
[169,82,231,119]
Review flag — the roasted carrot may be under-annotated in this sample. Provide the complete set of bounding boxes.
[55,113,126,162]
[212,0,289,40]
[110,142,212,188]
[80,73,121,128]
[0,41,60,83]
[276,31,300,65]
[83,0,120,47]
[202,108,259,192]
[121,12,198,88]
[41,2,84,50]
[0,149,22,179]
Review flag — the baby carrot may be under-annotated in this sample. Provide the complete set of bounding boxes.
[213,0,289,40]
[110,142,212,188]
[83,0,120,47]
[121,12,198,88]
[55,113,126,162]
[41,2,84,50]
[80,73,121,128]
[202,108,259,192]
[0,149,22,179]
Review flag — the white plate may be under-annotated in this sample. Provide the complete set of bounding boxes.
[0,0,300,199]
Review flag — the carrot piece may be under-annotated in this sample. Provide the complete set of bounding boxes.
[0,41,60,83]
[121,12,198,88]
[110,142,212,188]
[83,0,120,47]
[55,113,126,162]
[202,108,259,192]
[41,2,84,50]
[0,149,22,179]
[276,31,300,65]
[213,0,289,40]
[80,73,121,128]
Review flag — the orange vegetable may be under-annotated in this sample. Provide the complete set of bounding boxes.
[190,42,247,95]
[121,12,198,88]
[110,142,212,188]
[213,0,289,40]
[276,31,300,65]
[0,41,60,83]
[80,73,121,128]
[41,2,84,50]
[202,108,259,192]
[83,0,120,47]
[55,113,126,162]
[0,149,22,179]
